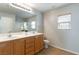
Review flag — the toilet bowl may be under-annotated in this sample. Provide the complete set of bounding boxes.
[44,40,50,48]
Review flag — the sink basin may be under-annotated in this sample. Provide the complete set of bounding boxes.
[0,34,16,39]
[0,35,15,42]
[0,32,38,39]
[0,36,9,39]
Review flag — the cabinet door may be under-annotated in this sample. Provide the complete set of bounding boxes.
[25,36,35,55]
[0,41,13,55]
[39,35,44,50]
[35,35,44,53]
[13,39,25,55]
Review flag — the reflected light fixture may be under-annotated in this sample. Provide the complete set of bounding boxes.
[9,3,33,14]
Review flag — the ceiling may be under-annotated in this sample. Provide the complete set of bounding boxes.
[24,3,69,12]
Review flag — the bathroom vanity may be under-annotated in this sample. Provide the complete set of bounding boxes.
[0,32,44,55]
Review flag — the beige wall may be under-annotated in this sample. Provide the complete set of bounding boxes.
[44,4,79,53]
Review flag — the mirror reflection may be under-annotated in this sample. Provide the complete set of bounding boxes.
[0,3,36,33]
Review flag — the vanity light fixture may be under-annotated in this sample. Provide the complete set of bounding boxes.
[9,3,33,14]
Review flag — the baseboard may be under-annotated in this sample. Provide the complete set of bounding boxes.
[49,44,79,55]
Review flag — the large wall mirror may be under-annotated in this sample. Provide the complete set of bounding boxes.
[0,3,36,33]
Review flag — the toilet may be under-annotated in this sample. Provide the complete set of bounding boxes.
[44,40,50,48]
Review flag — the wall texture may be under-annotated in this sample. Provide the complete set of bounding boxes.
[44,4,79,53]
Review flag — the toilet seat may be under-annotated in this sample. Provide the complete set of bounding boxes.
[44,40,49,43]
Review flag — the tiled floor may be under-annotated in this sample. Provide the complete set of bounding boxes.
[37,46,76,55]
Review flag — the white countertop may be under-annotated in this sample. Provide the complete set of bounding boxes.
[0,32,43,42]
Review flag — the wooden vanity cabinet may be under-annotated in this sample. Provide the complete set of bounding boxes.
[35,35,44,53]
[39,35,44,50]
[25,35,44,54]
[25,36,35,55]
[0,34,44,55]
[13,38,25,55]
[0,41,13,55]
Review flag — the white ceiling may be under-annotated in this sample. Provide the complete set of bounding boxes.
[24,3,69,12]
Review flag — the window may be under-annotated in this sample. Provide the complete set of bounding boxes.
[23,22,28,30]
[31,21,36,29]
[20,22,28,31]
[57,14,71,29]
